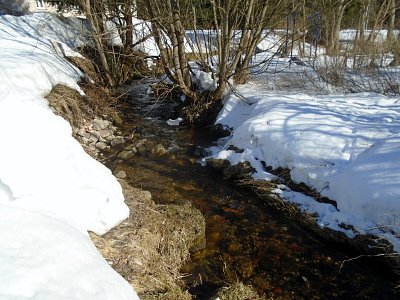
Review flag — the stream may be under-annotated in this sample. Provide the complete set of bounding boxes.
[110,81,397,299]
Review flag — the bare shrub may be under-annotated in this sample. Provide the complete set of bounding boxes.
[313,46,400,96]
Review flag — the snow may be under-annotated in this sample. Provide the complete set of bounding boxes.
[0,12,138,299]
[131,21,217,56]
[0,204,135,300]
[191,68,217,92]
[131,17,160,56]
[106,19,123,47]
[207,38,400,251]
[339,29,400,43]
[167,117,183,126]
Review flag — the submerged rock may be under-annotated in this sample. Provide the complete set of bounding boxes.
[151,144,168,157]
[117,151,133,159]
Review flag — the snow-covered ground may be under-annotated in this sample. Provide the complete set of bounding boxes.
[207,46,400,252]
[140,24,400,252]
[2,9,399,297]
[0,13,139,299]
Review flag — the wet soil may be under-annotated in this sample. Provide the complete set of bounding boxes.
[109,81,398,299]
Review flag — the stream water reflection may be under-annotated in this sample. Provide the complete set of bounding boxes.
[113,82,397,299]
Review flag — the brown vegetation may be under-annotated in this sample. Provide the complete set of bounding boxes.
[45,73,207,298]
[45,56,120,128]
[91,181,205,299]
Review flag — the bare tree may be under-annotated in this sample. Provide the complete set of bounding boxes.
[142,0,284,108]
[386,0,396,41]
[56,0,144,87]
[79,0,115,86]
[319,0,354,54]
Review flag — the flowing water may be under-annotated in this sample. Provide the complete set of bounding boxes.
[110,81,397,299]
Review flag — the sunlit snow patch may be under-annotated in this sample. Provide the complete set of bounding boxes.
[167,117,183,126]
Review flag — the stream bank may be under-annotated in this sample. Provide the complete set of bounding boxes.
[46,78,398,299]
[46,82,207,299]
[109,81,398,299]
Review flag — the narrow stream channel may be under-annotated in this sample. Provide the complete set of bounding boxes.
[110,81,397,299]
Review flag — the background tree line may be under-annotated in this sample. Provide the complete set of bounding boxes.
[49,0,400,122]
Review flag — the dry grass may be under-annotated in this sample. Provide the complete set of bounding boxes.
[45,85,87,128]
[212,281,267,300]
[67,56,103,85]
[90,181,206,299]
[46,55,122,130]
[45,83,120,129]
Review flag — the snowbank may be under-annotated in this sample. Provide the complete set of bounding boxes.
[0,204,135,300]
[211,84,400,249]
[0,12,138,299]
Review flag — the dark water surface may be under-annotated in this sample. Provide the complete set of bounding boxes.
[112,82,397,299]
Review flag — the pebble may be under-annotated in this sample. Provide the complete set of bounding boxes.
[115,170,127,179]
[75,117,125,155]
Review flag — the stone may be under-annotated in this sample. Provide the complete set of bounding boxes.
[105,134,116,142]
[100,129,112,138]
[114,170,127,179]
[111,137,124,146]
[92,118,110,131]
[89,134,99,143]
[95,142,108,150]
[98,136,107,143]
[81,136,90,144]
[135,139,147,154]
[91,131,101,139]
[77,128,91,139]
[77,128,86,137]
[117,151,133,159]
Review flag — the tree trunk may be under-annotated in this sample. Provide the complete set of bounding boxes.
[125,10,133,47]
[387,0,396,41]
[82,0,114,87]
